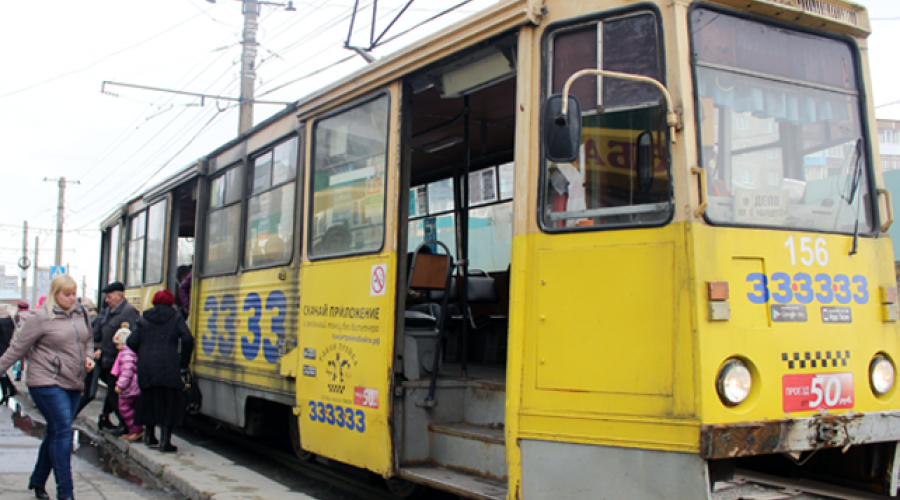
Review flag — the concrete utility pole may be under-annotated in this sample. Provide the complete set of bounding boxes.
[239,0,260,135]
[32,236,38,307]
[19,221,30,302]
[44,177,80,267]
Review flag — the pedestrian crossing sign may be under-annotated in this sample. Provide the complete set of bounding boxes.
[50,266,67,279]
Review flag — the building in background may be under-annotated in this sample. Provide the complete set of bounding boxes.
[879,119,900,171]
[0,266,19,296]
[35,267,50,303]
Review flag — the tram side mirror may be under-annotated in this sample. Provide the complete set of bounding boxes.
[636,131,653,193]
[542,94,582,163]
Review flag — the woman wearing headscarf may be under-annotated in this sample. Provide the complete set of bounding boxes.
[128,290,193,452]
[0,306,18,404]
[0,275,94,500]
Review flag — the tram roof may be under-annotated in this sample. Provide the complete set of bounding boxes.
[99,0,870,231]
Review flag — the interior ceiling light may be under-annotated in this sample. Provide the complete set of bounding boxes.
[421,136,463,154]
[438,47,516,98]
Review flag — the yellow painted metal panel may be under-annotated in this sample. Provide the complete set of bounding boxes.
[519,412,699,453]
[124,284,163,315]
[515,224,699,454]
[729,258,769,329]
[295,254,396,474]
[692,225,900,423]
[535,242,675,396]
[194,268,297,394]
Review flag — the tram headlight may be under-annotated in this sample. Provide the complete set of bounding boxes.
[716,359,752,406]
[870,355,895,396]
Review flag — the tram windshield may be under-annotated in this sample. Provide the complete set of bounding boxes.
[691,8,872,234]
[541,11,672,230]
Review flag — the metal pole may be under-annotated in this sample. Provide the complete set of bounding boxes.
[238,0,260,134]
[56,177,66,267]
[32,236,39,307]
[460,97,470,377]
[21,221,28,302]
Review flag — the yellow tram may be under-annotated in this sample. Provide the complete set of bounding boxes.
[98,0,900,497]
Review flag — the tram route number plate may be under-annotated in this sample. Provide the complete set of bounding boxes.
[783,373,854,412]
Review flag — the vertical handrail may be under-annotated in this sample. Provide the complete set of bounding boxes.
[408,241,455,407]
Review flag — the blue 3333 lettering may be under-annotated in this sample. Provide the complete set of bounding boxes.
[201,290,287,362]
[746,273,868,305]
[308,400,366,433]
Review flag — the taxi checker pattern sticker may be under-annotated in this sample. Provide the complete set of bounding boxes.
[783,373,854,412]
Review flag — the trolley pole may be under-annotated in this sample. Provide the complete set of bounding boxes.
[238,0,260,134]
[44,176,80,267]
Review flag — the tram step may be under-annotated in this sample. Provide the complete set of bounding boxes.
[464,383,505,426]
[400,464,507,500]
[429,422,507,482]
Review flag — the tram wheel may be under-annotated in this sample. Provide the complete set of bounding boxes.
[288,414,313,461]
[384,477,427,498]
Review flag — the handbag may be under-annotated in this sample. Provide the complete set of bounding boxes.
[180,369,202,415]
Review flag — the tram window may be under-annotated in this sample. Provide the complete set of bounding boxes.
[409,178,457,260]
[692,9,870,234]
[543,12,671,230]
[126,211,146,287]
[469,168,498,207]
[469,203,512,271]
[470,165,513,271]
[204,165,243,275]
[309,95,389,258]
[245,136,299,268]
[408,166,514,272]
[107,224,120,285]
[144,199,167,284]
[499,162,514,201]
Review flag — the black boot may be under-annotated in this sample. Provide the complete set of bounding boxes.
[27,482,49,499]
[98,414,116,430]
[0,374,16,405]
[144,426,159,447]
[159,426,177,453]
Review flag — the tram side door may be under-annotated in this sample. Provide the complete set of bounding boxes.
[295,87,401,475]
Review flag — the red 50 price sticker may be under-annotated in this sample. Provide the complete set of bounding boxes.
[354,387,379,409]
[783,373,854,412]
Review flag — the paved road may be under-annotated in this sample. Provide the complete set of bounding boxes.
[0,397,179,500]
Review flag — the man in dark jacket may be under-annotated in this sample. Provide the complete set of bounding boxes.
[128,290,193,452]
[95,282,140,433]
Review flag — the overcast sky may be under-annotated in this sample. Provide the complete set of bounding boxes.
[0,0,897,300]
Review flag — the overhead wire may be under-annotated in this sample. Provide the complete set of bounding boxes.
[258,0,480,97]
[66,75,244,221]
[67,0,491,229]
[73,24,244,182]
[0,8,211,99]
[74,104,236,231]
[26,12,245,221]
[66,67,242,220]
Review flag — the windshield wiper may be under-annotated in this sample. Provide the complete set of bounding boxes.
[846,139,864,256]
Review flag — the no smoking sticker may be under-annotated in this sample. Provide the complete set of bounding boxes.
[371,263,387,296]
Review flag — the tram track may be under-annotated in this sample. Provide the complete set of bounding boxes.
[185,414,895,500]
[183,416,403,500]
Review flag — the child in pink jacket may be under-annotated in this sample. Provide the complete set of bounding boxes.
[111,323,143,441]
